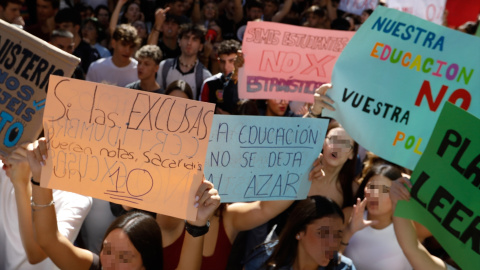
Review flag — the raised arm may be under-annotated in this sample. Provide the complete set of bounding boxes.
[233,0,244,23]
[176,180,221,270]
[191,0,202,24]
[272,0,293,22]
[307,83,335,118]
[7,146,47,264]
[110,0,128,37]
[28,139,93,270]
[147,7,170,45]
[390,178,450,270]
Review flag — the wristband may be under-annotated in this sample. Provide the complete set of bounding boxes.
[31,177,40,186]
[340,241,349,246]
[308,106,321,118]
[31,199,54,208]
[185,220,210,237]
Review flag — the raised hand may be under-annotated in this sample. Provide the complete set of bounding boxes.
[26,138,48,182]
[7,144,31,188]
[389,177,412,209]
[311,83,335,115]
[347,197,378,234]
[192,180,221,226]
[309,153,325,181]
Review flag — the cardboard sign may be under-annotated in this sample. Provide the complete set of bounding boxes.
[386,0,446,25]
[238,21,354,103]
[323,6,480,170]
[395,102,480,270]
[41,75,215,220]
[204,115,328,202]
[0,20,79,154]
[338,0,378,16]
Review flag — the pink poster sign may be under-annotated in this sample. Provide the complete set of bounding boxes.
[238,21,354,103]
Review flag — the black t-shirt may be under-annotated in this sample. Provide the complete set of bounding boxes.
[158,40,181,60]
[125,80,164,94]
[74,40,100,73]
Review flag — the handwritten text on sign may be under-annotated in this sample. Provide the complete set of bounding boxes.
[324,6,479,170]
[386,0,446,25]
[0,20,79,154]
[204,115,328,202]
[395,103,480,270]
[41,75,215,220]
[238,21,354,103]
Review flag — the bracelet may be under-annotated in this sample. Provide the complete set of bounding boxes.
[31,199,54,208]
[31,177,40,186]
[340,241,349,246]
[184,220,210,237]
[308,106,321,118]
[152,27,161,32]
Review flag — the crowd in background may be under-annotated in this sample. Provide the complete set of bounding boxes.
[0,0,476,269]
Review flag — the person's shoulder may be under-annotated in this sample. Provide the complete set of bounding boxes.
[125,80,141,89]
[129,57,138,66]
[89,57,111,67]
[52,189,92,208]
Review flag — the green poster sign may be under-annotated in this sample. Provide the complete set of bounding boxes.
[395,102,480,270]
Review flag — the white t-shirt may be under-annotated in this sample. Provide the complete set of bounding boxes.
[86,57,138,87]
[0,165,92,270]
[156,58,212,100]
[344,212,412,270]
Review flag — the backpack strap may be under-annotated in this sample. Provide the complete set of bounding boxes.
[161,58,175,90]
[195,61,206,100]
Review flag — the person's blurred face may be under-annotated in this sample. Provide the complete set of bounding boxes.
[56,22,78,36]
[266,99,288,116]
[100,229,144,270]
[169,1,185,16]
[217,53,236,76]
[322,127,354,168]
[263,1,277,17]
[137,57,159,80]
[81,21,98,44]
[365,175,393,216]
[112,40,136,66]
[132,20,147,39]
[247,7,263,20]
[0,2,22,23]
[125,3,140,23]
[36,0,57,22]
[297,216,343,267]
[307,13,323,28]
[162,20,179,39]
[226,0,235,14]
[50,36,75,54]
[183,0,193,12]
[179,32,203,57]
[96,8,110,26]
[203,2,216,20]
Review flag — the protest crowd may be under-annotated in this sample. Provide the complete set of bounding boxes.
[0,0,478,269]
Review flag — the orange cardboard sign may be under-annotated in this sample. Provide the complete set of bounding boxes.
[41,75,215,220]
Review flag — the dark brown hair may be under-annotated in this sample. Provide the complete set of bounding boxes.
[102,211,163,270]
[266,196,344,269]
[326,121,359,208]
